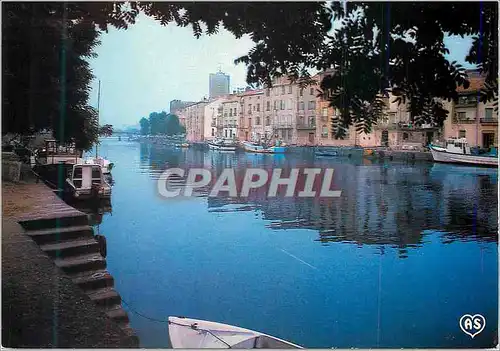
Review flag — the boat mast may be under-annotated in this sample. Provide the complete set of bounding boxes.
[96,79,101,158]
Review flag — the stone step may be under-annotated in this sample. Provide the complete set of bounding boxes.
[39,238,100,258]
[105,305,130,323]
[20,213,89,231]
[25,225,94,245]
[115,321,140,343]
[55,253,106,274]
[87,287,121,307]
[69,269,114,292]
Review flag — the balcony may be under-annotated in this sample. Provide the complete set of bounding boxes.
[456,95,478,108]
[296,123,316,130]
[397,122,439,130]
[480,118,498,125]
[374,122,398,130]
[454,118,477,124]
[273,122,293,129]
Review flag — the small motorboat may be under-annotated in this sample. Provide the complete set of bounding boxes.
[208,138,238,151]
[168,316,302,349]
[65,164,111,200]
[429,137,498,167]
[241,141,287,154]
[315,150,338,157]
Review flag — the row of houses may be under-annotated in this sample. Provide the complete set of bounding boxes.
[177,69,498,149]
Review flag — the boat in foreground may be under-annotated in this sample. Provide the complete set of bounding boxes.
[208,138,238,151]
[65,164,112,201]
[429,137,498,167]
[241,141,287,154]
[168,316,302,349]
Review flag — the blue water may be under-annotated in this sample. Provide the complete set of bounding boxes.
[86,138,498,348]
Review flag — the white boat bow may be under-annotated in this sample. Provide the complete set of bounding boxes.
[168,316,302,349]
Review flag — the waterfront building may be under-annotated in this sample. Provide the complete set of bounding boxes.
[184,69,495,147]
[221,95,240,139]
[443,69,498,148]
[184,100,208,142]
[238,89,264,141]
[169,99,196,115]
[209,70,230,99]
[262,76,305,144]
[203,97,227,141]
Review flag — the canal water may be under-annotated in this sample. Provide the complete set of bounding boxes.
[85,137,498,348]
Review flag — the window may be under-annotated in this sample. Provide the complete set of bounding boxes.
[73,167,83,179]
[483,132,495,148]
[266,89,270,97]
[310,87,314,95]
[388,112,396,123]
[485,108,493,120]
[234,108,237,115]
[322,125,328,137]
[266,117,270,126]
[299,88,303,96]
[281,130,286,138]
[459,130,466,138]
[308,101,316,110]
[212,129,214,136]
[274,101,277,110]
[280,100,285,110]
[456,112,466,120]
[288,85,292,94]
[248,104,252,114]
[309,117,315,127]
[322,107,328,117]
[92,167,102,179]
[225,130,228,137]
[403,132,409,140]
[256,104,260,112]
[256,117,261,125]
[266,101,270,111]
[299,101,305,110]
[288,99,293,110]
[281,86,285,95]
[229,110,233,117]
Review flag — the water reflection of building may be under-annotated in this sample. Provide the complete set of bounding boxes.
[138,144,497,250]
[207,163,498,252]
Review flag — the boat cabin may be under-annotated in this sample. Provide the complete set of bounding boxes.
[444,137,471,155]
[66,164,111,200]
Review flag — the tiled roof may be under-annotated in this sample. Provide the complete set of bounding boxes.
[457,76,484,93]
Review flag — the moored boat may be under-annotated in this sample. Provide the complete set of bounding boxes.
[168,316,302,349]
[208,138,238,151]
[64,164,112,201]
[241,141,287,154]
[429,137,498,167]
[34,139,83,167]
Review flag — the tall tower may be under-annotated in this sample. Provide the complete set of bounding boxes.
[209,69,230,99]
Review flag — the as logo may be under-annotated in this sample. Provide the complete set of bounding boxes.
[459,314,486,338]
